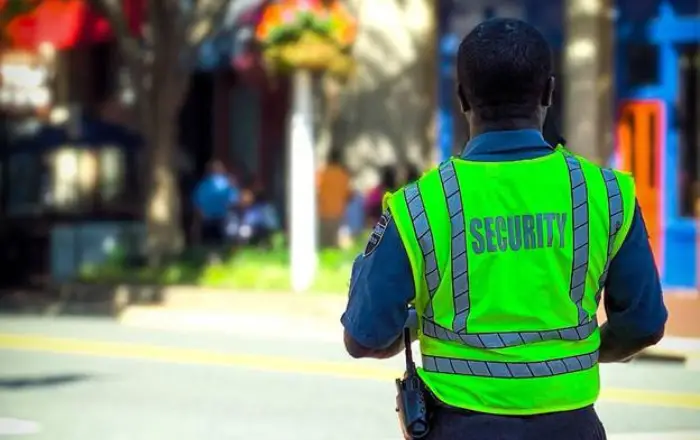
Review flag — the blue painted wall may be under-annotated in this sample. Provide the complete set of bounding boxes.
[437,0,699,288]
[616,1,699,288]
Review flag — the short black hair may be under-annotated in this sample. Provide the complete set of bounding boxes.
[405,165,420,183]
[457,18,553,120]
[379,166,397,189]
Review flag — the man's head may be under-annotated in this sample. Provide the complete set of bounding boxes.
[456,18,555,129]
[207,159,226,175]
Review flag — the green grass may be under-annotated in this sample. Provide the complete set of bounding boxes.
[78,234,364,294]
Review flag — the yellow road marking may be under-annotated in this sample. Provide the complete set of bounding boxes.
[1,333,700,411]
[0,333,399,380]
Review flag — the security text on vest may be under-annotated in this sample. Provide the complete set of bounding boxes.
[469,213,567,254]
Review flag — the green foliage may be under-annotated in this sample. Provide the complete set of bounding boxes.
[255,2,357,78]
[1,0,39,19]
[0,0,48,24]
[79,233,368,294]
[262,12,335,47]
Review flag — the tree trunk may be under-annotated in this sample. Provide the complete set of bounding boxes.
[137,56,188,267]
[143,106,183,267]
[563,0,614,164]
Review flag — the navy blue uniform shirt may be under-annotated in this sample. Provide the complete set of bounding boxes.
[341,129,667,351]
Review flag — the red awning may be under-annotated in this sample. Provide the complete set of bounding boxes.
[4,0,142,51]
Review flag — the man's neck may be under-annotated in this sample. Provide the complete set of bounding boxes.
[469,118,542,139]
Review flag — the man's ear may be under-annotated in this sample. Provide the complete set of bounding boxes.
[541,76,555,107]
[457,83,470,113]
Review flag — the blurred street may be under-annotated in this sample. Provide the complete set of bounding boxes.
[0,316,698,440]
[1,1,699,438]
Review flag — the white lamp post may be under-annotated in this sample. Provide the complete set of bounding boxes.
[288,69,317,292]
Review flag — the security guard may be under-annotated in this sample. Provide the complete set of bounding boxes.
[341,18,667,440]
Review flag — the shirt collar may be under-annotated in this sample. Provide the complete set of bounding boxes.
[462,129,552,159]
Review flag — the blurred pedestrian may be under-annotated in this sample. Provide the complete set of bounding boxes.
[192,160,240,246]
[364,166,397,225]
[236,179,280,247]
[317,149,351,248]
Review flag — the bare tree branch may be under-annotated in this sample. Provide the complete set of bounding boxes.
[186,0,231,48]
[161,0,192,47]
[148,0,166,55]
[84,0,141,61]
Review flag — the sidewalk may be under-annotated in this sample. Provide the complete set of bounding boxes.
[157,288,346,320]
[119,306,344,343]
[118,289,700,367]
[119,288,347,343]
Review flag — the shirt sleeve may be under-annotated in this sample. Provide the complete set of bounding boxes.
[603,201,668,340]
[340,211,416,350]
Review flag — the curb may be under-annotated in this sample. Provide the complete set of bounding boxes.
[0,284,347,320]
[635,337,700,370]
[0,288,123,317]
[118,306,343,343]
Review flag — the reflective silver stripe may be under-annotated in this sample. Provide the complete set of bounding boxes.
[422,316,598,349]
[564,155,591,326]
[422,350,599,378]
[596,169,624,304]
[404,182,440,319]
[438,161,470,333]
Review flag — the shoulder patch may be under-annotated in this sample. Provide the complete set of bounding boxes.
[364,210,392,256]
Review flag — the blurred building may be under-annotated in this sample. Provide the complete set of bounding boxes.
[0,0,145,286]
[1,0,697,290]
[437,0,699,289]
[0,0,279,287]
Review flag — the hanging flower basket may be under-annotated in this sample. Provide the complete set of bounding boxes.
[255,0,357,79]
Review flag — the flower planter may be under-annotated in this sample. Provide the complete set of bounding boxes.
[255,0,357,79]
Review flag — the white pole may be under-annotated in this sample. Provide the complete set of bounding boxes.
[288,69,318,292]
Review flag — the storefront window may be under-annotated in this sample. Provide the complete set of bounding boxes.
[7,153,43,215]
[616,0,659,22]
[6,145,131,216]
[625,44,659,87]
[670,0,699,16]
[49,148,79,209]
[99,146,127,205]
[46,147,99,211]
[679,44,699,217]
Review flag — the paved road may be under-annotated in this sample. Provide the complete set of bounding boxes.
[0,316,699,440]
